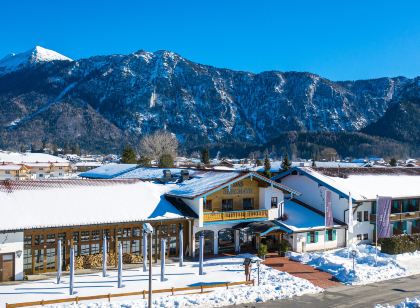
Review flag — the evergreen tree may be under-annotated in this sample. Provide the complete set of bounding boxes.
[159,153,174,168]
[201,148,210,165]
[137,155,152,167]
[312,158,316,168]
[263,154,271,178]
[256,159,262,166]
[121,146,137,163]
[281,153,292,171]
[389,157,397,167]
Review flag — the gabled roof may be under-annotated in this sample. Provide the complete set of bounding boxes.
[166,171,301,199]
[273,167,362,201]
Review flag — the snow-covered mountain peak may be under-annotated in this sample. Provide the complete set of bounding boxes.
[0,46,72,75]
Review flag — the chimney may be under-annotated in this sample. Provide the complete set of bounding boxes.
[163,169,172,180]
[181,170,189,181]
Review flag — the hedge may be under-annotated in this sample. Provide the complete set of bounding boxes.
[379,233,420,254]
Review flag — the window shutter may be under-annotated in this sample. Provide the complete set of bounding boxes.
[306,232,311,243]
[315,231,319,243]
[332,229,337,241]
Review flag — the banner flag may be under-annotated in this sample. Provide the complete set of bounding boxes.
[376,196,392,239]
[325,190,334,227]
[348,192,353,233]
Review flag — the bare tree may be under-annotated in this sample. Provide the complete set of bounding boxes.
[139,130,178,160]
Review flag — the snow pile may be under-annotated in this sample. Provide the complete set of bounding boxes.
[376,296,420,308]
[289,245,420,285]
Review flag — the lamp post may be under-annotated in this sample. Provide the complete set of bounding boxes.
[143,223,154,308]
[179,224,183,267]
[199,232,204,275]
[57,239,62,284]
[69,245,74,295]
[118,242,123,288]
[143,230,148,272]
[102,235,107,277]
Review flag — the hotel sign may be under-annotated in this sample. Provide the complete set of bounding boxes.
[222,182,253,195]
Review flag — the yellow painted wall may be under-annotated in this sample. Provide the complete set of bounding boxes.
[205,178,261,212]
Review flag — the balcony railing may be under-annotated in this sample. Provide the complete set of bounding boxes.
[203,209,268,222]
[370,211,420,222]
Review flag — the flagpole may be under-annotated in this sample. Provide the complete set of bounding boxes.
[375,194,378,265]
[324,190,327,252]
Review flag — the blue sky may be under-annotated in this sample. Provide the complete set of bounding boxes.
[1,0,419,80]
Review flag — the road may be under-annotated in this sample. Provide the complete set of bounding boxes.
[229,274,420,308]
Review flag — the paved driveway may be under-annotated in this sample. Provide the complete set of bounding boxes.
[263,254,340,288]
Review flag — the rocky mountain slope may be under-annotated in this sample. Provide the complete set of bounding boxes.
[0,46,418,154]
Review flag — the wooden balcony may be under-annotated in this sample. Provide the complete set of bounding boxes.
[203,209,269,222]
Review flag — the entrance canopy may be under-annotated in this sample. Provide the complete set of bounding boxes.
[233,220,291,236]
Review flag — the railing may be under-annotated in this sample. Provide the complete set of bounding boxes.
[370,211,420,221]
[203,209,268,222]
[5,280,254,308]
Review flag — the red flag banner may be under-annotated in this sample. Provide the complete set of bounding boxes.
[325,190,334,227]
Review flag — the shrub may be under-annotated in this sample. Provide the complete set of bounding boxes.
[277,239,292,255]
[380,233,420,254]
[258,243,268,258]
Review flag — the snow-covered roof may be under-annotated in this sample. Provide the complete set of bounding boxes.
[0,164,25,171]
[275,167,420,201]
[249,161,365,172]
[167,171,300,199]
[279,200,343,232]
[0,151,69,164]
[79,163,138,179]
[332,175,420,200]
[117,167,199,180]
[0,180,186,232]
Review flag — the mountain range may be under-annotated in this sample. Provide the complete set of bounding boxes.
[0,46,418,157]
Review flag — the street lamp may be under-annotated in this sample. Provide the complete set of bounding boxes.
[143,223,154,308]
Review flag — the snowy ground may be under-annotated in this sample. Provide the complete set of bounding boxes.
[0,255,322,308]
[376,296,420,308]
[289,245,420,285]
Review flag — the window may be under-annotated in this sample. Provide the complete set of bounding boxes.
[91,230,100,241]
[204,199,213,211]
[5,170,10,174]
[392,200,400,213]
[81,231,90,241]
[34,235,44,245]
[222,199,234,211]
[357,211,362,222]
[80,244,90,255]
[271,197,278,208]
[363,233,368,240]
[46,248,55,269]
[47,234,55,244]
[133,228,141,237]
[132,240,140,255]
[363,211,369,221]
[39,174,44,178]
[307,231,318,243]
[357,234,362,240]
[91,244,100,254]
[243,198,254,210]
[24,249,32,271]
